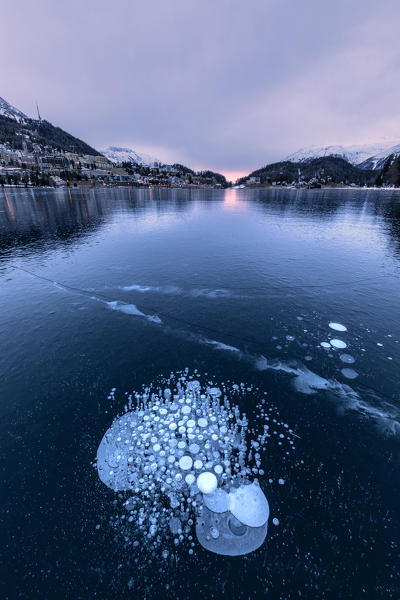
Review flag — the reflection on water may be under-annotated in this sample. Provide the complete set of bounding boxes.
[2,185,400,257]
[1,186,400,599]
[0,187,196,256]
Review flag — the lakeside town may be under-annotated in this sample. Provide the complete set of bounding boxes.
[0,142,394,191]
[0,143,229,189]
[1,94,399,190]
[2,142,400,190]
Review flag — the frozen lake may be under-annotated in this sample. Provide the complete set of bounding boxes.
[1,186,399,599]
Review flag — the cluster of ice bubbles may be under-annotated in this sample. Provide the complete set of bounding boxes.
[319,322,358,380]
[96,371,296,557]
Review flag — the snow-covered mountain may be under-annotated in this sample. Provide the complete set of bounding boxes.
[102,146,162,166]
[284,141,400,170]
[357,145,400,170]
[0,96,29,122]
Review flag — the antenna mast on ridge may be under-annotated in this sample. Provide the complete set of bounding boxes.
[35,100,42,121]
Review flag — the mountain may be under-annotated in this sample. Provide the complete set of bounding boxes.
[197,169,227,186]
[375,154,400,187]
[0,95,99,155]
[284,141,400,170]
[357,145,400,170]
[242,156,377,186]
[0,96,28,122]
[102,146,161,166]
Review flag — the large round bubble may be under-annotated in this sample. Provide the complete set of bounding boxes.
[228,482,270,528]
[196,506,268,556]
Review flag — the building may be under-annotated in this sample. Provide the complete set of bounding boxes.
[247,176,261,185]
[94,155,113,170]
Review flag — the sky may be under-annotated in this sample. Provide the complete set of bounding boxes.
[2,0,400,180]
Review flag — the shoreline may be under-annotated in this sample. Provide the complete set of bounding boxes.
[234,184,400,191]
[2,183,400,192]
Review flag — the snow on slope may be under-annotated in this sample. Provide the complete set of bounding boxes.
[358,144,400,170]
[284,141,400,169]
[101,146,162,166]
[0,96,29,122]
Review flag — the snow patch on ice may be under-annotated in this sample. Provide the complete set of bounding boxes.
[106,300,162,324]
[254,358,334,394]
[122,283,181,295]
[121,283,244,299]
[203,339,241,353]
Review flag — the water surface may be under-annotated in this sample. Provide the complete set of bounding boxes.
[1,186,399,599]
